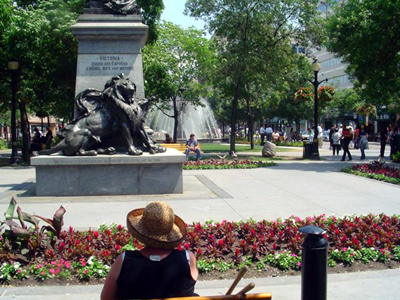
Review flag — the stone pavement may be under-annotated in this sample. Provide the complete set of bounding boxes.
[0,143,399,299]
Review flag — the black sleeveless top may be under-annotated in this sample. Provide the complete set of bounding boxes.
[116,250,196,299]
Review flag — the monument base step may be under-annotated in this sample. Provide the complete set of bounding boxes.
[31,149,185,196]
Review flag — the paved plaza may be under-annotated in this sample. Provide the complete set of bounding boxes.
[0,142,399,299]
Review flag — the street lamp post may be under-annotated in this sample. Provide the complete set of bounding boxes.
[8,60,20,165]
[308,59,327,160]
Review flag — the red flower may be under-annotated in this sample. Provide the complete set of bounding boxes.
[93,231,99,239]
[115,244,121,251]
[197,249,202,255]
[58,241,66,251]
[218,239,224,247]
[117,224,123,231]
[235,248,240,258]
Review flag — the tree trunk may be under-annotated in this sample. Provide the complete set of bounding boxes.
[230,76,243,156]
[172,96,179,143]
[19,102,30,163]
[296,120,300,140]
[246,98,254,149]
[47,116,50,127]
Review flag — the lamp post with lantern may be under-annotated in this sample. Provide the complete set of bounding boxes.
[8,60,20,164]
[308,58,328,160]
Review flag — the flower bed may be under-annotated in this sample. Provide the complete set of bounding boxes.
[1,201,400,284]
[342,162,400,185]
[183,159,275,170]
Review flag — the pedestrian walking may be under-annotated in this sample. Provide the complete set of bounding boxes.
[329,125,336,150]
[340,125,353,161]
[358,125,368,160]
[379,126,388,158]
[265,125,273,142]
[317,124,323,148]
[332,129,341,156]
[260,124,266,145]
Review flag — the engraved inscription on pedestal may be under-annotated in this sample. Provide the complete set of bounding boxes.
[81,55,133,76]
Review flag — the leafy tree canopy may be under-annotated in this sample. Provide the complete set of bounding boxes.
[185,0,323,152]
[324,0,400,105]
[142,21,216,141]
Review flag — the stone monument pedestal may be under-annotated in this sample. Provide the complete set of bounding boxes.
[70,13,147,100]
[31,149,185,196]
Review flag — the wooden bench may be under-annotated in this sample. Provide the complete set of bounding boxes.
[150,293,272,300]
[160,143,187,152]
[160,143,202,154]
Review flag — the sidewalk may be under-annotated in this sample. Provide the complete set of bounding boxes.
[1,268,399,299]
[0,144,399,299]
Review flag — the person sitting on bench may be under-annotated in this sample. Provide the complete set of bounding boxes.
[101,201,198,300]
[185,133,201,161]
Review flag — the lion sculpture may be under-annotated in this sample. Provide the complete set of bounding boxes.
[38,74,166,156]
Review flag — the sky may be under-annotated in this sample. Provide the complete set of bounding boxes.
[161,0,207,32]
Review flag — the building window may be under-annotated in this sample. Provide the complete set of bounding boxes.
[327,74,352,85]
[321,57,343,69]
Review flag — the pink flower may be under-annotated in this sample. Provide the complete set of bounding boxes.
[51,261,56,265]
[65,263,71,269]
[83,269,88,275]
[40,271,45,275]
[81,261,86,266]
[297,262,301,267]
[49,269,55,274]
[17,270,21,273]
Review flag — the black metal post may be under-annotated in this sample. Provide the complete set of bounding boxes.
[311,71,320,160]
[300,225,328,300]
[10,69,19,165]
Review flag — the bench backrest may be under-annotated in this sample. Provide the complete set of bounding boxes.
[149,293,272,300]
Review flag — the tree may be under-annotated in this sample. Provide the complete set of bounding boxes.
[324,0,400,106]
[185,0,323,155]
[0,0,164,162]
[271,54,314,133]
[142,21,216,142]
[136,0,164,44]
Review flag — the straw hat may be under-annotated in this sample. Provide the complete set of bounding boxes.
[127,202,186,249]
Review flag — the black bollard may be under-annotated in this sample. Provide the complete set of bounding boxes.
[300,225,328,300]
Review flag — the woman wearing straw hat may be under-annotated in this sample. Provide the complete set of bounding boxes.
[101,202,198,300]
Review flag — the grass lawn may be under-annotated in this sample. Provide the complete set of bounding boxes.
[201,143,299,153]
[193,154,283,161]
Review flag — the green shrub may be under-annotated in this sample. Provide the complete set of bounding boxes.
[392,151,400,163]
[0,139,9,150]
